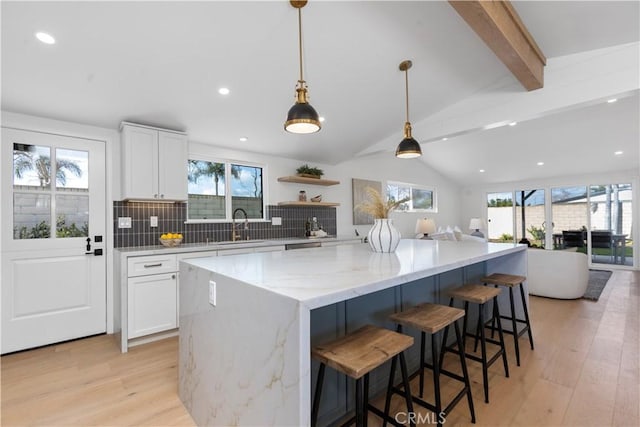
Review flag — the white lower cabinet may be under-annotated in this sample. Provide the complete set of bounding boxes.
[128,272,177,338]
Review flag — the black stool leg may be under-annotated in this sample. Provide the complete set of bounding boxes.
[454,320,476,423]
[494,297,510,378]
[478,302,490,403]
[438,324,450,371]
[473,310,481,353]
[490,284,498,340]
[355,377,364,427]
[507,287,521,366]
[382,354,398,427]
[519,283,535,350]
[399,351,416,427]
[431,332,443,427]
[420,331,426,398]
[311,363,325,427]
[363,373,370,427]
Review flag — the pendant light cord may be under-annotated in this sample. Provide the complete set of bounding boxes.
[298,7,304,82]
[405,69,410,123]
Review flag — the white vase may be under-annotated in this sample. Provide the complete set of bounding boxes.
[367,218,401,253]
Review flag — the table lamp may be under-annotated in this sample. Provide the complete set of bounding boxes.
[469,218,484,238]
[415,218,436,239]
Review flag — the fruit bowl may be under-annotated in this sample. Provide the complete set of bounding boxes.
[159,233,183,247]
[160,238,182,247]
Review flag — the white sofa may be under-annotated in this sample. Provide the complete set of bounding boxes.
[527,248,589,299]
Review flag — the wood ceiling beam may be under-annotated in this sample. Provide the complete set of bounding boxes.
[449,0,546,91]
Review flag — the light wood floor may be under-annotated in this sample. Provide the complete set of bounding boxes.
[2,270,638,426]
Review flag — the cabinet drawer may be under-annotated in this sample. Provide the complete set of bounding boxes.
[127,254,177,277]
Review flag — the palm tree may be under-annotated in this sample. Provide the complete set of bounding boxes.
[188,160,240,195]
[13,149,82,187]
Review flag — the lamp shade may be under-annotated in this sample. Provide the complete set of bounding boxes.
[395,136,422,158]
[285,101,321,134]
[415,218,436,235]
[469,218,483,231]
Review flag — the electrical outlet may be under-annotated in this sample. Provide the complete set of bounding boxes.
[150,216,158,227]
[271,216,282,226]
[118,217,132,228]
[209,280,216,306]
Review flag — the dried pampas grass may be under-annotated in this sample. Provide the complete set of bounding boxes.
[355,187,409,219]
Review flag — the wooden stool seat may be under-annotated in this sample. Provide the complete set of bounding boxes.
[481,273,526,287]
[390,303,465,334]
[312,324,413,379]
[311,325,416,426]
[448,283,501,304]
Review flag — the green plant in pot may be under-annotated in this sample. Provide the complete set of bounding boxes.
[296,164,324,179]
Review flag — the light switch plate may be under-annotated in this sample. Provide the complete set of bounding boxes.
[271,216,282,226]
[150,216,158,227]
[118,217,132,228]
[209,281,216,306]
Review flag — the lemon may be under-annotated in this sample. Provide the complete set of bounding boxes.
[160,233,168,239]
[177,233,183,239]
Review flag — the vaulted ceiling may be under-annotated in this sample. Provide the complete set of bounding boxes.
[2,1,639,184]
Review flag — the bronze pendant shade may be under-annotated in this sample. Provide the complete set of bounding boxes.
[395,60,422,158]
[285,0,321,134]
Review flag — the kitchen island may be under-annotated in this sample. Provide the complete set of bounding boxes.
[178,239,527,426]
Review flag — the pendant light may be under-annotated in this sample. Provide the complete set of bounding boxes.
[284,0,321,134]
[395,60,422,158]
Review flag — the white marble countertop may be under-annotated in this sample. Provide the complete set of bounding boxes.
[185,239,526,309]
[114,235,363,256]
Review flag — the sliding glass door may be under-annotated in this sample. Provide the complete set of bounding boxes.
[487,192,514,242]
[551,186,588,250]
[589,184,633,266]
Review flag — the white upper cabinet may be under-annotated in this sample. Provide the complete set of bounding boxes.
[121,122,188,201]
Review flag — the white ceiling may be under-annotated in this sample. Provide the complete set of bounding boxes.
[2,1,639,185]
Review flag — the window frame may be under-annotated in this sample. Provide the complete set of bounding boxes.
[386,180,438,213]
[186,155,268,223]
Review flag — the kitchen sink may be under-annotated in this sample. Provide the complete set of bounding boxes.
[212,240,264,246]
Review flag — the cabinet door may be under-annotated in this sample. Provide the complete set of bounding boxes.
[158,131,188,200]
[128,273,177,338]
[122,125,158,200]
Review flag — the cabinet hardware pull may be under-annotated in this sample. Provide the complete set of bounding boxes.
[171,274,176,279]
[144,263,163,268]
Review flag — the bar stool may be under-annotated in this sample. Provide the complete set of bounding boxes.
[311,324,415,427]
[388,303,475,427]
[439,284,509,404]
[481,273,534,367]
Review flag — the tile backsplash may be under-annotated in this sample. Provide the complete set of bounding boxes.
[113,201,337,248]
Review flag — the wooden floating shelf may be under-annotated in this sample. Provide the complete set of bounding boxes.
[277,176,340,186]
[277,201,340,207]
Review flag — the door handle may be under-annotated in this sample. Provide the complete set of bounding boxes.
[86,237,91,252]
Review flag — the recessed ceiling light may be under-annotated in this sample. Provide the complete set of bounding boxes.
[218,87,230,95]
[537,162,544,166]
[319,116,325,122]
[35,32,55,44]
[509,122,517,126]
[614,150,623,155]
[239,137,248,142]
[479,169,485,173]
[607,98,618,103]
[442,137,448,141]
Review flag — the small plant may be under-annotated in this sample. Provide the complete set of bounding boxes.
[296,164,324,178]
[499,233,513,242]
[356,187,409,219]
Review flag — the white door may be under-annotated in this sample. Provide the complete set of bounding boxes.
[1,128,106,354]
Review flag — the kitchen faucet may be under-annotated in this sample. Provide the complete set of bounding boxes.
[232,208,249,241]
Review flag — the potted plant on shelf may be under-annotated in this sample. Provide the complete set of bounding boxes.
[296,164,324,179]
[356,187,409,253]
